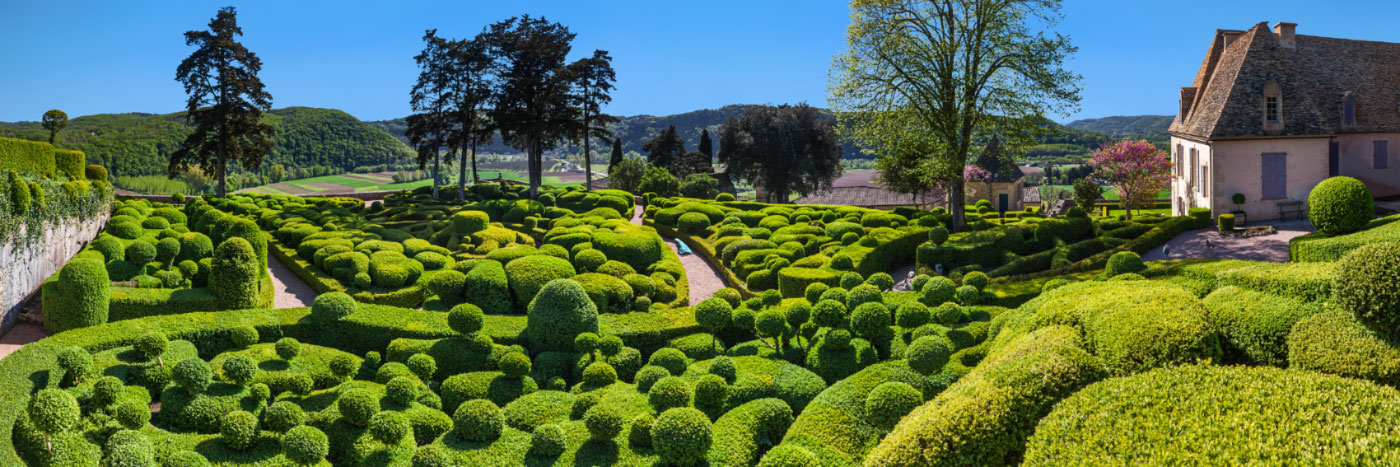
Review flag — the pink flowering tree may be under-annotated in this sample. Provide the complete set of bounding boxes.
[1089,139,1171,220]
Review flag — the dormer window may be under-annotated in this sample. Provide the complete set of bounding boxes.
[1262,82,1283,130]
[1343,94,1357,127]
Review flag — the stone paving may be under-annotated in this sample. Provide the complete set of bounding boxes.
[1142,219,1316,263]
[269,255,319,309]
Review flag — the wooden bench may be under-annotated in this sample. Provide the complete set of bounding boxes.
[1277,200,1304,220]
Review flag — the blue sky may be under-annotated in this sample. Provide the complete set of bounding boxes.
[3,0,1400,123]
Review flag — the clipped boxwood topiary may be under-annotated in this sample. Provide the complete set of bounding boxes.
[220,410,258,451]
[865,381,923,430]
[635,365,670,393]
[338,389,380,427]
[44,257,109,333]
[212,237,261,309]
[265,401,306,434]
[582,361,618,387]
[531,423,568,456]
[1308,176,1375,235]
[311,291,357,320]
[653,407,713,466]
[906,335,954,375]
[526,279,600,353]
[454,399,503,442]
[282,425,329,464]
[1333,242,1400,333]
[649,376,693,412]
[1104,251,1146,277]
[506,255,577,307]
[448,303,484,337]
[369,411,412,443]
[172,358,212,394]
[920,276,956,306]
[584,404,625,441]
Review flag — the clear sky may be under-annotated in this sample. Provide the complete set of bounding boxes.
[3,0,1400,123]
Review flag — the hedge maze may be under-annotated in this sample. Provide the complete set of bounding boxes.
[6,174,1400,466]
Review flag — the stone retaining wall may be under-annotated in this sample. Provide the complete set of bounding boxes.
[0,208,111,333]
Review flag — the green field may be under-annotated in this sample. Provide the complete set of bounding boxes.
[1041,184,1170,201]
[240,170,581,195]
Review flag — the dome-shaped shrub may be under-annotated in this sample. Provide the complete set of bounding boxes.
[530,423,568,456]
[451,211,491,234]
[907,335,954,375]
[127,242,158,268]
[865,381,923,429]
[571,393,600,419]
[652,407,713,466]
[179,232,213,262]
[934,302,963,325]
[172,358,212,394]
[134,331,168,363]
[895,301,931,329]
[804,282,829,304]
[275,338,301,360]
[385,376,419,406]
[338,389,380,427]
[678,212,712,235]
[693,374,729,408]
[714,288,742,307]
[45,257,110,333]
[229,326,258,348]
[221,354,258,385]
[498,352,532,378]
[156,237,181,265]
[583,361,618,387]
[282,425,329,464]
[28,388,79,439]
[265,401,306,434]
[927,225,950,245]
[629,413,655,447]
[507,255,577,306]
[220,410,258,450]
[525,279,598,353]
[1334,242,1400,332]
[448,303,484,337]
[407,353,437,381]
[115,399,151,430]
[635,365,670,392]
[1105,251,1146,277]
[708,356,737,382]
[584,404,625,441]
[1308,176,1375,235]
[954,285,981,305]
[311,291,356,320]
[920,276,956,305]
[962,271,989,291]
[811,299,848,328]
[369,411,412,443]
[454,399,503,441]
[649,376,693,412]
[575,248,608,272]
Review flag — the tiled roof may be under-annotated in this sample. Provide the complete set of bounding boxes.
[1171,22,1400,138]
[794,185,942,207]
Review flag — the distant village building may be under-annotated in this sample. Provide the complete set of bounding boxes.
[963,136,1028,212]
[1170,22,1399,221]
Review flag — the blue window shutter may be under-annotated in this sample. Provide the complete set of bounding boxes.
[1261,153,1288,200]
[1376,141,1390,169]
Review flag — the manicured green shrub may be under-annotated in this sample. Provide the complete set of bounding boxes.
[1024,365,1400,465]
[636,365,670,392]
[865,381,922,430]
[338,389,380,427]
[44,257,110,333]
[275,337,301,360]
[408,353,437,381]
[906,335,954,375]
[56,346,92,386]
[895,301,931,329]
[94,376,122,404]
[460,260,512,315]
[454,399,503,441]
[524,278,599,353]
[531,423,568,456]
[694,373,730,409]
[445,304,484,338]
[649,376,693,412]
[811,299,847,329]
[368,411,412,443]
[506,255,577,306]
[653,407,713,466]
[1308,176,1375,235]
[133,331,168,363]
[221,354,258,385]
[109,219,143,239]
[582,361,618,387]
[1288,308,1400,386]
[851,302,892,340]
[758,445,822,467]
[143,216,171,230]
[497,351,532,378]
[571,392,600,419]
[584,403,625,441]
[1104,250,1146,277]
[1333,242,1400,333]
[714,287,742,307]
[172,358,212,394]
[384,376,419,406]
[115,399,150,430]
[310,291,356,321]
[1217,213,1235,232]
[920,276,956,305]
[962,271,989,291]
[804,282,829,304]
[265,401,306,434]
[954,285,980,305]
[282,425,329,464]
[220,410,258,450]
[28,388,79,443]
[212,237,260,309]
[629,413,655,447]
[85,164,108,181]
[229,326,258,348]
[105,430,155,466]
[678,211,712,235]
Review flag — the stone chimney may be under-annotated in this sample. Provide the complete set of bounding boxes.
[1179,87,1198,122]
[1274,22,1297,48]
[1222,31,1242,48]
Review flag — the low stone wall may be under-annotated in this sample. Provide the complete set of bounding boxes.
[0,208,111,333]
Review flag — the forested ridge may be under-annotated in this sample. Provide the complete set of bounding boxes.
[0,107,412,178]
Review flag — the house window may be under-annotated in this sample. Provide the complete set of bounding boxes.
[1266,96,1279,122]
[1202,166,1209,197]
[1377,141,1390,169]
[1344,96,1357,126]
[1189,149,1198,186]
[1175,144,1182,175]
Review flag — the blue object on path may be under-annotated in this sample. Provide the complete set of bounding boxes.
[675,239,692,255]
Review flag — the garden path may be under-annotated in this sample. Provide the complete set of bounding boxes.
[269,255,319,308]
[632,204,728,305]
[0,323,46,359]
[1142,219,1315,263]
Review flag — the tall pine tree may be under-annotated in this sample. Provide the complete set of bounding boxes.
[171,6,275,197]
[567,50,619,190]
[406,30,453,200]
[698,128,713,159]
[643,125,686,172]
[485,16,577,200]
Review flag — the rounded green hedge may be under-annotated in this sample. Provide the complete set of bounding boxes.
[649,376,693,412]
[525,279,599,353]
[311,291,357,320]
[778,267,838,299]
[653,407,713,466]
[454,399,503,442]
[865,381,922,430]
[220,410,258,450]
[1308,176,1375,235]
[1333,242,1400,333]
[338,389,380,427]
[505,255,577,306]
[212,237,261,309]
[530,423,568,456]
[1023,365,1400,465]
[678,212,712,235]
[283,425,329,464]
[45,257,109,333]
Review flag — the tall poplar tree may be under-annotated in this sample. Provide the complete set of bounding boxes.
[828,0,1080,231]
[698,128,714,160]
[567,50,619,190]
[608,137,624,172]
[171,6,275,197]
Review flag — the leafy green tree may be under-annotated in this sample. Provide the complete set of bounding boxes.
[643,125,686,173]
[568,50,619,191]
[829,0,1081,230]
[171,6,276,197]
[609,159,647,193]
[406,29,454,200]
[446,36,496,194]
[485,15,578,200]
[718,104,842,203]
[1073,177,1103,214]
[41,110,67,145]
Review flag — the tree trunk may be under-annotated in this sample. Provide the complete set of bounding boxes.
[432,151,440,200]
[528,139,541,199]
[949,178,966,232]
[470,138,479,184]
[458,142,467,201]
[583,88,592,191]
[218,149,227,197]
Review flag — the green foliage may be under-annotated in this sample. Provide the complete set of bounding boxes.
[1308,176,1375,235]
[282,425,329,464]
[906,335,954,375]
[505,255,576,307]
[338,389,380,427]
[1334,242,1400,333]
[27,388,79,435]
[221,354,258,385]
[220,410,258,450]
[649,376,693,412]
[311,291,357,320]
[172,358,212,394]
[653,407,713,466]
[1023,365,1400,465]
[212,237,261,309]
[865,381,922,430]
[265,400,306,434]
[584,403,625,441]
[637,166,681,197]
[1290,214,1400,262]
[448,303,484,336]
[1203,286,1318,366]
[526,279,600,353]
[454,399,503,441]
[1105,251,1146,277]
[44,257,110,333]
[531,423,568,456]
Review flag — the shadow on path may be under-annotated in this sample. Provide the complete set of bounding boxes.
[632,204,729,305]
[269,254,318,308]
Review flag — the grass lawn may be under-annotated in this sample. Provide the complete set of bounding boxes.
[1041,184,1170,201]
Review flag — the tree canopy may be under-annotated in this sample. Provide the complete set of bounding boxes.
[567,49,619,190]
[643,125,686,173]
[41,110,67,145]
[486,15,579,199]
[171,6,275,196]
[718,104,842,203]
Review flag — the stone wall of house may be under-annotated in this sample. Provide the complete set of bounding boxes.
[0,208,111,334]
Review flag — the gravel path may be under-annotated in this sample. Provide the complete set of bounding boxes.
[0,323,47,359]
[633,205,728,305]
[269,255,318,308]
[1142,220,1316,263]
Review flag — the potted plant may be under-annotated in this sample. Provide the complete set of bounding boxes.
[1230,193,1247,226]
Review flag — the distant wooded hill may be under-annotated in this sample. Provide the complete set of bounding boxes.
[1065,115,1173,137]
[0,107,412,178]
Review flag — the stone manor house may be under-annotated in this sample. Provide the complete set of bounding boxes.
[1169,22,1400,221]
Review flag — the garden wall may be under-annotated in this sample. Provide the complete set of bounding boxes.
[0,206,111,333]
